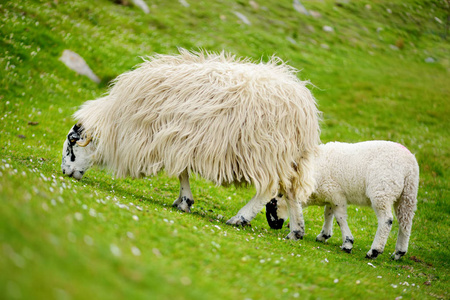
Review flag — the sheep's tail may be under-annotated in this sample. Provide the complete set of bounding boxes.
[393,159,419,258]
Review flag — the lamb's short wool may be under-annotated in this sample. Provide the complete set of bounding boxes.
[266,141,419,259]
[61,49,321,240]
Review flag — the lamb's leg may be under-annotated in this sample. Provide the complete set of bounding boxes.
[392,202,413,260]
[366,198,394,259]
[332,202,354,253]
[392,186,417,260]
[316,205,334,242]
[172,169,194,213]
[283,186,306,241]
[226,189,272,226]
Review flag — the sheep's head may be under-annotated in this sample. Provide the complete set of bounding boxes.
[61,123,94,180]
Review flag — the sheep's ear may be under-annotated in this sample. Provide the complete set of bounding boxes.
[73,123,82,133]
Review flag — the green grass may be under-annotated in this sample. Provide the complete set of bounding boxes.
[1,0,449,299]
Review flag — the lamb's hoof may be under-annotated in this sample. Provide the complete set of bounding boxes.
[391,251,406,260]
[226,215,251,227]
[365,249,381,259]
[173,196,193,213]
[341,247,352,254]
[316,233,331,242]
[285,230,304,240]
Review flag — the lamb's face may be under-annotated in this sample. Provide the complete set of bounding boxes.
[61,124,93,180]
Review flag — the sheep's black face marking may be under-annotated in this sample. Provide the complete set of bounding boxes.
[386,219,393,226]
[66,125,82,161]
[266,198,285,229]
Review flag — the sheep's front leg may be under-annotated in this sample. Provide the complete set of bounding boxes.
[226,190,273,226]
[316,205,334,242]
[172,169,194,213]
[332,202,354,253]
[366,198,394,259]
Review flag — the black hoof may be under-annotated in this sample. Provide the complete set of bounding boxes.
[365,249,379,259]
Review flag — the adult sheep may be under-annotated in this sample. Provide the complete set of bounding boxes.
[61,49,321,240]
[266,141,419,259]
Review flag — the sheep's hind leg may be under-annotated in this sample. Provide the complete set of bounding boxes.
[172,169,194,213]
[316,205,334,242]
[226,190,272,226]
[366,198,394,259]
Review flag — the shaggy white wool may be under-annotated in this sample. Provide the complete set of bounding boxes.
[74,49,321,198]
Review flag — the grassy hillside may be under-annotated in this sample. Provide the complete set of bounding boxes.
[1,0,449,299]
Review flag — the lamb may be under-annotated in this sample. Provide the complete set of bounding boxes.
[61,49,321,240]
[266,141,419,260]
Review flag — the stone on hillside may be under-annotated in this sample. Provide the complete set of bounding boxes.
[306,25,315,32]
[425,57,436,63]
[131,0,150,14]
[59,50,100,83]
[179,0,189,8]
[234,11,251,25]
[309,10,321,18]
[323,25,334,32]
[293,0,309,15]
[434,17,442,24]
[286,36,297,45]
[389,44,399,51]
[249,1,259,10]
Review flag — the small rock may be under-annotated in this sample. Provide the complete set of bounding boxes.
[293,0,309,15]
[306,25,315,32]
[59,50,100,83]
[179,0,189,7]
[110,244,121,257]
[152,248,162,257]
[365,4,371,10]
[309,10,321,18]
[389,44,399,51]
[323,26,334,32]
[425,57,436,63]
[28,121,39,126]
[233,11,251,25]
[321,43,330,50]
[286,36,297,44]
[131,246,141,256]
[131,0,150,13]
[249,0,259,10]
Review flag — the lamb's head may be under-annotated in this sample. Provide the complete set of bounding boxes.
[61,123,94,180]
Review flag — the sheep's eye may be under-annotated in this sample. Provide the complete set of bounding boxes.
[70,138,76,143]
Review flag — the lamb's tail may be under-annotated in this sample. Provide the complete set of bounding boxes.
[393,159,419,260]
